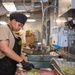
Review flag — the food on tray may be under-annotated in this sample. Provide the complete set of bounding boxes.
[59,64,75,75]
[26,68,55,75]
[26,68,38,75]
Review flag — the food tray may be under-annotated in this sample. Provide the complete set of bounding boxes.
[50,58,75,75]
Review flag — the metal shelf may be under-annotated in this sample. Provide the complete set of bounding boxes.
[60,9,75,18]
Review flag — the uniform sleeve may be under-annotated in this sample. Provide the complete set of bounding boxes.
[0,26,9,40]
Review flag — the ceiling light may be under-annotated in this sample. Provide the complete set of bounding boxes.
[27,19,36,22]
[0,21,7,25]
[16,10,26,12]
[6,14,10,17]
[25,14,30,17]
[40,0,48,2]
[24,13,30,17]
[2,2,16,12]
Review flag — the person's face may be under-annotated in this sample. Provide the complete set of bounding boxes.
[11,19,23,31]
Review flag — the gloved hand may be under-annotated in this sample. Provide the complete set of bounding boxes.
[21,60,35,70]
[28,63,35,68]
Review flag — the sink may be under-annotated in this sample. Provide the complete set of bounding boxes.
[28,55,58,61]
[28,55,58,69]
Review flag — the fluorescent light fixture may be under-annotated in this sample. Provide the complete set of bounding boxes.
[0,21,7,25]
[56,19,66,23]
[2,2,16,12]
[40,0,48,2]
[37,42,41,45]
[24,13,30,17]
[25,14,30,17]
[27,19,36,22]
[6,14,10,17]
[16,10,26,12]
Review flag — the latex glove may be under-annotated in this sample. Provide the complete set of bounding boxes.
[28,63,35,68]
[21,60,34,70]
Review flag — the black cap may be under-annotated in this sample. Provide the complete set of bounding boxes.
[10,12,27,25]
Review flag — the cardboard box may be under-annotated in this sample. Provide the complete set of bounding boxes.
[26,35,34,45]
